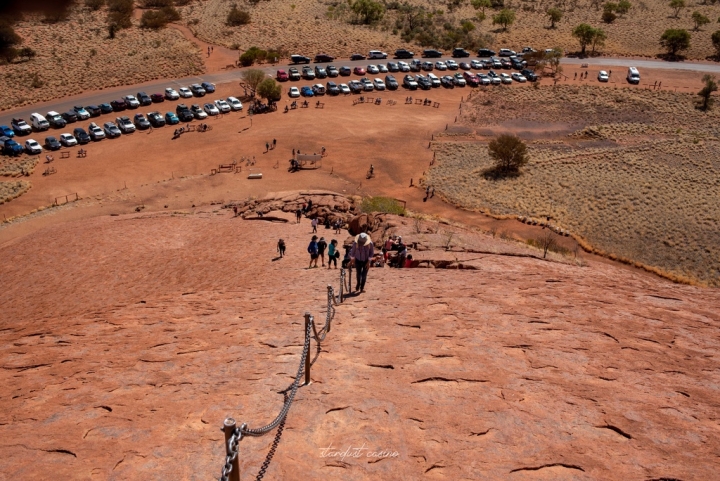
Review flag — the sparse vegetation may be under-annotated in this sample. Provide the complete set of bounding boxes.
[226,5,251,26]
[697,74,717,110]
[240,68,267,95]
[573,23,604,55]
[360,196,406,215]
[660,28,691,56]
[547,8,562,29]
[669,0,685,18]
[0,180,31,204]
[712,30,720,57]
[492,9,515,31]
[107,0,134,30]
[486,134,529,178]
[84,0,106,11]
[257,77,282,101]
[238,46,268,66]
[692,11,710,31]
[351,0,385,25]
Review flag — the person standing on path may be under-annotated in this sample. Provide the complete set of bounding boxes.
[311,217,318,233]
[273,138,277,149]
[277,239,286,258]
[265,142,269,153]
[317,237,327,267]
[328,239,339,269]
[350,233,374,293]
[307,235,319,268]
[296,208,302,223]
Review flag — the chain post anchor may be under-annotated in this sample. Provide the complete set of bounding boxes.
[222,418,241,481]
[304,312,312,386]
[326,285,334,332]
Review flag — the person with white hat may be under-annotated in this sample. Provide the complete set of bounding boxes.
[350,232,374,293]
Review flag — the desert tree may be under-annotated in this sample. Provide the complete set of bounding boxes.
[487,134,529,176]
[351,0,385,25]
[472,0,492,13]
[616,0,631,15]
[697,74,717,110]
[257,78,282,102]
[591,28,607,54]
[240,68,266,95]
[0,21,22,62]
[492,9,515,31]
[107,0,134,30]
[227,5,251,26]
[572,23,596,55]
[538,231,558,259]
[692,11,710,30]
[712,30,720,57]
[547,7,562,28]
[669,0,685,18]
[602,3,617,23]
[660,28,691,56]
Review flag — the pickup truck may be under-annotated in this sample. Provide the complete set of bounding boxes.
[1,136,24,155]
[11,118,32,135]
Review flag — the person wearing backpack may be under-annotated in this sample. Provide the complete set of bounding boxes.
[327,239,339,269]
[307,235,319,268]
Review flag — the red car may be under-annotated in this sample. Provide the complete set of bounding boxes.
[353,66,366,75]
[276,69,289,81]
[151,93,165,103]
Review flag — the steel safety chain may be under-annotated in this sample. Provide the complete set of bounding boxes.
[219,422,246,481]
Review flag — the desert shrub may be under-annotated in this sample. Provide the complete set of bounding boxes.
[616,0,631,14]
[140,0,173,6]
[161,6,181,21]
[573,23,601,55]
[492,9,515,30]
[140,10,169,29]
[42,5,71,23]
[602,8,617,23]
[18,47,36,60]
[0,22,21,62]
[350,0,385,24]
[108,0,134,29]
[527,232,569,258]
[660,28,691,56]
[257,78,282,101]
[227,5,251,26]
[84,0,106,10]
[30,72,44,88]
[360,197,406,215]
[485,134,529,178]
[547,7,562,28]
[240,68,266,94]
[712,30,720,57]
[697,74,717,110]
[669,0,685,17]
[239,47,267,66]
[692,11,710,31]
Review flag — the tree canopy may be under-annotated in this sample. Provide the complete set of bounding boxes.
[660,28,691,56]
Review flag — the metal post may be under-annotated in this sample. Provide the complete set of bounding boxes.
[326,285,333,333]
[223,418,240,481]
[304,313,312,386]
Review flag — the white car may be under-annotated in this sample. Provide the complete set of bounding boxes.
[25,139,42,154]
[378,64,388,73]
[598,70,609,82]
[124,95,140,108]
[339,83,350,94]
[477,73,491,85]
[227,97,243,110]
[500,73,512,84]
[59,133,77,147]
[373,78,386,90]
[471,59,484,69]
[368,50,388,59]
[288,87,300,98]
[435,61,447,71]
[204,103,220,116]
[165,87,180,100]
[446,59,459,70]
[214,99,231,113]
[398,61,410,72]
[367,64,379,74]
[511,72,527,83]
[427,72,441,87]
[178,87,193,98]
[88,122,105,140]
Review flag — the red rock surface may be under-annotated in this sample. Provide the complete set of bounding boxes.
[1,194,719,480]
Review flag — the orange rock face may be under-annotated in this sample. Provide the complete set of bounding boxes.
[1,196,718,480]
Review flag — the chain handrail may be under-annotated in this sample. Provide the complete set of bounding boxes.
[218,268,346,481]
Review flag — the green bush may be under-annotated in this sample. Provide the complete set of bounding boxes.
[360,197,406,215]
[140,10,169,29]
[108,0,134,29]
[161,6,181,21]
[227,6,251,26]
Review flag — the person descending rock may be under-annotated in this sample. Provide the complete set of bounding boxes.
[307,235,319,268]
[328,239,339,269]
[311,217,318,233]
[277,239,286,258]
[350,233,374,293]
[295,207,302,223]
[317,237,327,267]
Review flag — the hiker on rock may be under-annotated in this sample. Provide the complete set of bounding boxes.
[311,217,318,233]
[308,235,319,268]
[317,237,328,267]
[277,239,286,258]
[350,233,374,293]
[328,239,339,269]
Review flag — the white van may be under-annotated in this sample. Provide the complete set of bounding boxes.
[627,67,640,84]
[368,50,388,59]
[30,113,50,131]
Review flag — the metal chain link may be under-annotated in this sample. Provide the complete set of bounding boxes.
[255,397,288,480]
[219,423,245,481]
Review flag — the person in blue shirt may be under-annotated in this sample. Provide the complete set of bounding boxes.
[307,235,319,268]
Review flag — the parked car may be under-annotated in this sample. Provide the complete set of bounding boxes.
[490,57,502,69]
[164,112,179,126]
[353,66,366,75]
[511,72,527,83]
[452,48,471,58]
[315,66,327,79]
[441,75,455,88]
[124,95,140,108]
[191,104,208,119]
[421,61,434,71]
[500,72,513,84]
[116,116,136,134]
[314,53,334,63]
[288,87,300,98]
[165,87,180,100]
[434,60,448,71]
[88,122,105,140]
[373,78,386,90]
[463,71,479,86]
[0,125,15,137]
[25,139,42,154]
[312,84,326,95]
[178,87,193,98]
[99,103,114,114]
[73,127,91,144]
[500,58,512,69]
[147,112,166,127]
[339,83,351,94]
[137,92,152,106]
[398,61,410,72]
[214,99,231,113]
[46,112,68,129]
[151,93,165,103]
[133,113,151,129]
[73,106,91,120]
[203,103,219,116]
[403,75,418,89]
[520,69,538,81]
[410,59,422,72]
[471,59,485,70]
[339,66,351,76]
[288,67,301,80]
[103,121,122,138]
[378,64,388,73]
[387,62,399,72]
[276,69,289,81]
[30,113,50,131]
[190,84,206,97]
[385,74,398,90]
[477,48,496,57]
[368,50,388,59]
[350,53,366,61]
[487,70,502,85]
[11,118,32,135]
[86,105,102,117]
[395,49,414,59]
[499,48,516,57]
[327,65,339,77]
[302,66,316,79]
[59,133,78,146]
[367,64,379,74]
[415,74,431,90]
[44,136,61,150]
[201,81,216,93]
[300,86,314,97]
[446,59,459,70]
[176,104,194,122]
[477,73,491,85]
[0,137,23,155]
[326,81,340,95]
[453,72,466,86]
[360,77,374,91]
[459,62,471,71]
[598,70,609,82]
[62,111,78,123]
[291,54,311,64]
[422,49,443,58]
[427,72,441,87]
[348,80,363,93]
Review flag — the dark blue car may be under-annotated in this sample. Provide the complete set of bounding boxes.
[0,125,14,138]
[300,86,314,97]
[201,81,216,93]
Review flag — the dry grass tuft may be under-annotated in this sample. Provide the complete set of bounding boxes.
[0,156,39,177]
[0,181,31,205]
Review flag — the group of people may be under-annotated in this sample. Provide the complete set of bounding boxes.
[382,235,413,268]
[265,139,277,152]
[306,236,342,269]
